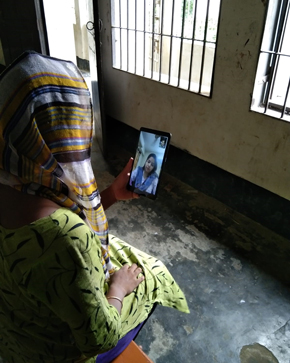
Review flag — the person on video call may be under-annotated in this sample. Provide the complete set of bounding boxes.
[0,51,189,363]
[130,153,159,195]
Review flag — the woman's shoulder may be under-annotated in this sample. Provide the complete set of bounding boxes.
[0,184,61,229]
[1,208,97,271]
[47,208,94,241]
[0,207,93,251]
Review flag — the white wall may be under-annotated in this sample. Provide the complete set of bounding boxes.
[99,0,290,201]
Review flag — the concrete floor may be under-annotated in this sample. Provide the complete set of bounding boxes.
[92,136,290,363]
[0,134,288,363]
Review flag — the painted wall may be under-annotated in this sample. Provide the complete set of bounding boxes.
[0,0,42,66]
[99,0,290,201]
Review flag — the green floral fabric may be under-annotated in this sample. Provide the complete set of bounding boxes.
[0,208,189,363]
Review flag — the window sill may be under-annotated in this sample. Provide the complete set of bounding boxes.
[250,104,290,123]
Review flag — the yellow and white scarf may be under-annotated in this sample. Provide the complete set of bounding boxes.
[0,51,113,278]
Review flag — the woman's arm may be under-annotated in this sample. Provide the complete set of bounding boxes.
[151,177,158,195]
[100,158,139,210]
[106,264,144,314]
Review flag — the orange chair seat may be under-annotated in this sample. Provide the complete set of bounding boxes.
[111,341,154,363]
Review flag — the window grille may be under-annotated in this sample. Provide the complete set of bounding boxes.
[110,0,221,97]
[251,0,290,122]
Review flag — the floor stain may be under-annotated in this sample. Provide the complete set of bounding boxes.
[240,343,279,363]
[148,320,176,361]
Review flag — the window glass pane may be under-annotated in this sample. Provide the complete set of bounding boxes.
[207,1,220,42]
[128,29,135,73]
[111,0,120,27]
[120,0,127,28]
[179,39,191,90]
[169,37,181,87]
[280,9,290,53]
[136,1,145,31]
[160,35,170,83]
[128,0,135,29]
[121,28,127,71]
[261,1,280,50]
[162,0,174,36]
[146,0,154,33]
[194,0,208,40]
[173,0,184,37]
[152,37,161,80]
[189,40,202,92]
[144,32,151,78]
[155,1,161,34]
[200,43,215,96]
[112,28,120,68]
[184,0,197,39]
[136,31,145,75]
[271,56,290,106]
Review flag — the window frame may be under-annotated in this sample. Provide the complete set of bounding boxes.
[251,0,290,122]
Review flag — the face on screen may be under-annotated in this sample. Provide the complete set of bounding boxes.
[128,130,170,199]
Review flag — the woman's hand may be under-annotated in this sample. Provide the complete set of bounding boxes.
[101,158,139,210]
[106,264,145,314]
[109,263,145,297]
[111,158,139,201]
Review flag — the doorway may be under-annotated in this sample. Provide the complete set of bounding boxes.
[42,0,105,153]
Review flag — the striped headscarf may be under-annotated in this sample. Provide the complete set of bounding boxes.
[0,51,114,278]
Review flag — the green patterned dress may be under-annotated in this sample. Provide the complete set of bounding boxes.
[0,208,189,363]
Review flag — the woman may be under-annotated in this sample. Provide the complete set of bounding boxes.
[130,153,159,195]
[0,51,189,363]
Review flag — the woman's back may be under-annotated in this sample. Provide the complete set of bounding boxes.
[0,206,114,363]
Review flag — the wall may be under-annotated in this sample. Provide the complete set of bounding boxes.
[0,0,42,66]
[99,0,290,201]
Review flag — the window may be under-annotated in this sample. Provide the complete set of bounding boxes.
[110,0,221,97]
[251,0,290,122]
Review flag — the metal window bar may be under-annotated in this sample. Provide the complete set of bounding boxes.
[151,0,156,78]
[127,0,129,72]
[119,0,122,70]
[281,78,290,117]
[111,0,221,97]
[177,0,187,87]
[158,0,165,82]
[143,0,146,77]
[188,0,198,90]
[198,0,210,94]
[168,0,176,85]
[134,0,137,74]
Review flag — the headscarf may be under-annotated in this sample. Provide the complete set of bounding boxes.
[0,51,114,279]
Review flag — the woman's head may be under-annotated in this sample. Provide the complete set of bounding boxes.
[143,153,157,175]
[0,51,113,278]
